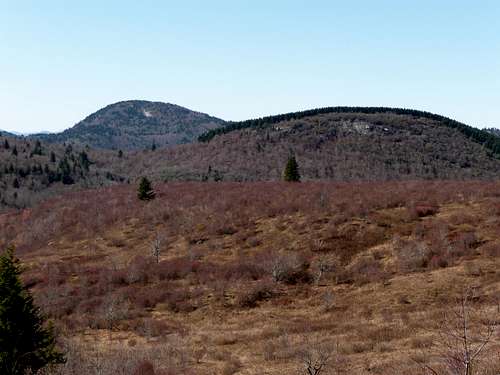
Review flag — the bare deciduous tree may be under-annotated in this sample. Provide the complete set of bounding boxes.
[299,345,331,375]
[313,255,332,285]
[151,233,163,263]
[413,288,497,375]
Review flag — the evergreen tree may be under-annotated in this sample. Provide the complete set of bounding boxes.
[0,247,65,374]
[11,146,17,157]
[4,140,9,149]
[32,141,43,156]
[78,151,91,171]
[118,150,123,158]
[137,177,155,201]
[283,155,301,182]
[50,152,56,163]
[58,157,74,185]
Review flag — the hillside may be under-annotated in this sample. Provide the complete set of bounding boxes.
[36,100,225,150]
[129,110,500,182]
[3,106,500,211]
[2,181,499,374]
[0,134,124,209]
[200,107,500,156]
[0,130,22,137]
[486,127,500,137]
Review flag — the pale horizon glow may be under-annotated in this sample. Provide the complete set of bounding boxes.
[1,1,499,133]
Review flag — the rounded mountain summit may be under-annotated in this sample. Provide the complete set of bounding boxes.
[37,100,225,150]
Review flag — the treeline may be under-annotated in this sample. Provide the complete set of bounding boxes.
[198,107,500,156]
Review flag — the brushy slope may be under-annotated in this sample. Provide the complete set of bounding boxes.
[2,181,499,374]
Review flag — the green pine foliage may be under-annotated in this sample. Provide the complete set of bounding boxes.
[283,155,301,182]
[0,247,65,374]
[137,177,156,201]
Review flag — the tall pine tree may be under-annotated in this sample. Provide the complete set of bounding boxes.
[0,247,65,374]
[137,177,156,201]
[283,155,301,182]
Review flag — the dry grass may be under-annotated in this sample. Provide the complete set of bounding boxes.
[2,181,499,374]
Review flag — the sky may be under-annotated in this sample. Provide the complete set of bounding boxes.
[1,1,499,133]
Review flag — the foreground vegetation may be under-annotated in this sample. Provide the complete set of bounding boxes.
[1,180,498,374]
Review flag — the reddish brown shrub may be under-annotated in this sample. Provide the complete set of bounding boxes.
[348,256,387,285]
[132,361,155,375]
[155,258,193,280]
[393,237,431,272]
[236,280,275,308]
[411,202,439,218]
[481,242,500,257]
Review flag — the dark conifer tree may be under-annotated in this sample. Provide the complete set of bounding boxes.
[58,157,74,185]
[0,247,65,374]
[32,141,43,156]
[137,177,155,201]
[78,151,91,171]
[283,155,301,182]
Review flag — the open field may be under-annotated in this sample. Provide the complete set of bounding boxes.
[2,181,499,374]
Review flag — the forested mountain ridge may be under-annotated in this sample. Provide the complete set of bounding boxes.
[132,110,500,182]
[35,100,225,150]
[199,107,500,157]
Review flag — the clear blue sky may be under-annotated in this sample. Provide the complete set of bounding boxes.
[1,0,499,133]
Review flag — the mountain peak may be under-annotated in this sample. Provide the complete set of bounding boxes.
[37,100,225,150]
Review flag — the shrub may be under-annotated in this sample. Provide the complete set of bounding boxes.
[393,237,430,272]
[410,202,438,218]
[132,361,155,375]
[268,252,312,284]
[481,242,500,257]
[236,281,275,308]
